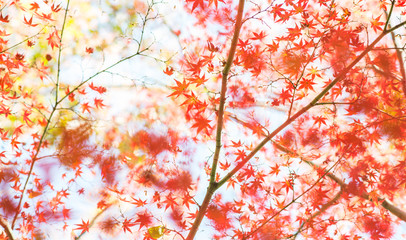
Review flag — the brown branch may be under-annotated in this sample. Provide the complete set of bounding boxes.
[210,0,245,183]
[272,141,406,222]
[0,215,14,240]
[185,1,246,239]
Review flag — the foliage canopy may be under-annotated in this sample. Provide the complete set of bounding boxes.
[1,0,406,239]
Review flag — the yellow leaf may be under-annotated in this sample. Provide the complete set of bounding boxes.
[148,226,165,239]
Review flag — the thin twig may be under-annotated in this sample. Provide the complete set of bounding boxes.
[242,150,345,239]
[11,0,71,229]
[290,189,343,239]
[272,141,406,222]
[0,26,48,54]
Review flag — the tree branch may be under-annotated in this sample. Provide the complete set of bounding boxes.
[0,215,14,240]
[185,1,246,239]
[272,141,406,222]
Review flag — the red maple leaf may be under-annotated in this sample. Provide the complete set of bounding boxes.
[24,16,39,27]
[30,2,40,11]
[163,66,174,76]
[94,98,106,109]
[135,211,152,229]
[47,31,60,49]
[187,0,204,11]
[81,102,92,113]
[89,82,107,94]
[313,115,327,127]
[122,218,136,233]
[168,79,189,98]
[370,15,384,33]
[192,115,211,134]
[0,14,9,23]
[74,219,90,235]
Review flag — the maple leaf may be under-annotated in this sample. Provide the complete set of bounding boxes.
[270,164,280,176]
[122,218,136,233]
[370,15,384,33]
[181,194,194,210]
[298,78,315,91]
[85,47,94,54]
[135,211,152,229]
[168,79,189,98]
[51,3,62,12]
[47,31,60,49]
[282,178,294,193]
[237,38,250,48]
[219,161,231,170]
[23,110,33,126]
[74,219,90,235]
[65,87,75,102]
[130,197,147,207]
[191,115,211,134]
[10,138,21,149]
[163,193,177,210]
[208,0,224,8]
[271,4,285,20]
[81,102,92,113]
[251,31,267,40]
[30,2,40,11]
[187,0,204,12]
[235,149,246,161]
[163,66,174,76]
[94,98,106,109]
[0,14,9,23]
[279,89,292,105]
[24,16,39,27]
[207,41,219,52]
[89,82,107,94]
[307,66,322,79]
[313,116,327,127]
[62,207,70,220]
